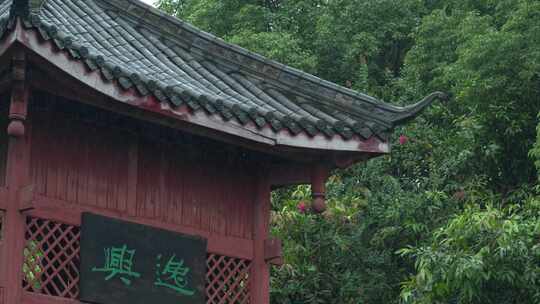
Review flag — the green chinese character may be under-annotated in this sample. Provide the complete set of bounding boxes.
[92,245,141,286]
[154,254,195,296]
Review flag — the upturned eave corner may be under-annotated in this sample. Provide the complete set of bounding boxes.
[390,91,450,125]
[0,1,399,158]
[0,25,391,157]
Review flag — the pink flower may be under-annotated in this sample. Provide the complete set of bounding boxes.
[399,135,408,145]
[297,201,307,213]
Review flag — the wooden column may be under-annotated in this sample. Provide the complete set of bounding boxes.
[2,49,31,304]
[251,170,271,304]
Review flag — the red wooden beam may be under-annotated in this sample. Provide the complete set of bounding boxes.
[12,23,389,156]
[264,238,283,266]
[26,195,254,260]
[251,171,271,304]
[268,163,311,187]
[0,187,6,291]
[2,44,32,304]
[26,61,316,163]
[0,187,7,210]
[17,184,34,212]
[22,292,79,304]
[268,152,375,188]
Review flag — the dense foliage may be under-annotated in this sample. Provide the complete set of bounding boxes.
[156,0,540,303]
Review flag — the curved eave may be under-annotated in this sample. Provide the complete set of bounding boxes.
[0,20,391,154]
[100,0,443,127]
[0,0,449,145]
[390,92,449,124]
[96,0,447,132]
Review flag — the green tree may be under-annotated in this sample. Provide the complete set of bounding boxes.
[156,1,540,303]
[400,200,540,304]
[398,2,540,302]
[156,0,318,71]
[532,113,540,181]
[403,0,540,192]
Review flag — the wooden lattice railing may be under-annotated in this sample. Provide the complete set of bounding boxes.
[207,254,251,304]
[21,216,252,303]
[22,217,81,298]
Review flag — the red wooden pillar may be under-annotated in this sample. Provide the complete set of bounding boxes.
[251,170,271,304]
[2,49,31,304]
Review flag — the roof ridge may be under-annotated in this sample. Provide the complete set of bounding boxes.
[22,16,349,138]
[96,0,415,113]
[0,0,447,142]
[9,0,46,18]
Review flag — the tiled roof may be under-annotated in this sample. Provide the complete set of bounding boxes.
[0,0,447,141]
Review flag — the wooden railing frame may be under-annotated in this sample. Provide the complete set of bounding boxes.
[23,194,254,261]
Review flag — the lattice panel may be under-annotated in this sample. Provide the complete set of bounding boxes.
[22,217,252,303]
[207,253,251,304]
[22,217,81,299]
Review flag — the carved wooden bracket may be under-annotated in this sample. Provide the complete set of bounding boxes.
[17,184,34,212]
[7,51,28,138]
[264,238,283,266]
[311,163,330,214]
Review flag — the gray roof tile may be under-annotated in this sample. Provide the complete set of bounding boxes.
[1,0,448,141]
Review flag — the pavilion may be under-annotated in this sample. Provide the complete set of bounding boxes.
[0,0,446,303]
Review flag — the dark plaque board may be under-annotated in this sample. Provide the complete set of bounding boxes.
[80,213,207,304]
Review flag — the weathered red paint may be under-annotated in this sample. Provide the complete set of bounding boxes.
[0,19,380,304]
[251,172,272,304]
[264,238,283,266]
[13,25,389,154]
[0,88,269,303]
[27,91,258,254]
[311,164,330,214]
[0,50,271,303]
[2,49,31,304]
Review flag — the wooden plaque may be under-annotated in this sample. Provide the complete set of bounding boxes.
[80,213,207,304]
